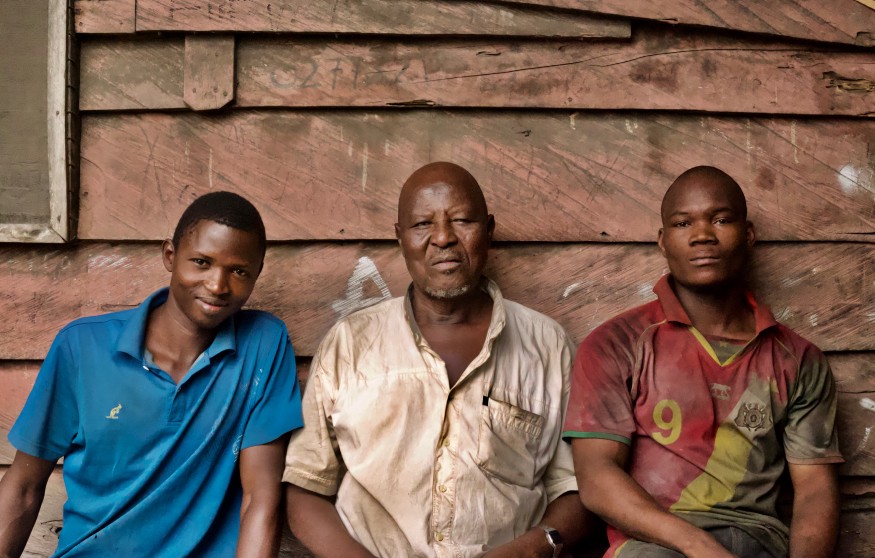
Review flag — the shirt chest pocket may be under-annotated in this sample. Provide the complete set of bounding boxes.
[476,397,545,488]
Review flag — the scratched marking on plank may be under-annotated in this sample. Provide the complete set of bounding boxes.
[331,256,392,319]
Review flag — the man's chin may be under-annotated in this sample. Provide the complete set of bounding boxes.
[423,284,472,300]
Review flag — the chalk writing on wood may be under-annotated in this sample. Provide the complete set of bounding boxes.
[331,256,393,319]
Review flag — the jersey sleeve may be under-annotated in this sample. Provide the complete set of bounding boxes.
[282,324,346,496]
[562,322,637,445]
[8,328,80,461]
[783,344,844,464]
[240,324,303,450]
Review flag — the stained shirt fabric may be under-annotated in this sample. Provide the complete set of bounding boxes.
[9,289,303,557]
[563,275,843,558]
[283,279,578,558]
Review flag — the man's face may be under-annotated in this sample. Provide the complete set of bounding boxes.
[658,178,754,292]
[163,219,263,333]
[395,181,494,300]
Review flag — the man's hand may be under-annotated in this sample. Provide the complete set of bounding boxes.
[481,492,595,558]
[285,483,376,558]
[788,463,839,558]
[0,451,55,558]
[236,436,289,558]
[571,438,737,558]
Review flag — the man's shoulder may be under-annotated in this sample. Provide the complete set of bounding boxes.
[56,307,138,338]
[333,296,403,334]
[502,298,569,341]
[762,321,825,364]
[235,309,289,335]
[584,298,665,349]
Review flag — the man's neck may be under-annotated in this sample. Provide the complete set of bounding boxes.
[672,280,756,342]
[145,302,216,383]
[409,286,493,327]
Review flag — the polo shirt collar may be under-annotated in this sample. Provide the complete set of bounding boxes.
[653,274,778,335]
[403,277,507,347]
[116,288,237,361]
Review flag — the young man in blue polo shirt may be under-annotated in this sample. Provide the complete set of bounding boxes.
[0,192,303,557]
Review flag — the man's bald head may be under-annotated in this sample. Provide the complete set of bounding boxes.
[398,162,488,223]
[661,166,747,223]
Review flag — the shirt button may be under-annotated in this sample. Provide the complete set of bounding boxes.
[442,439,450,447]
[438,484,447,493]
[435,533,444,542]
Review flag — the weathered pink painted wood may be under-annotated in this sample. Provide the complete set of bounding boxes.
[78,28,875,114]
[0,362,39,464]
[485,0,875,47]
[78,112,875,242]
[73,0,136,34]
[0,468,65,557]
[0,242,870,362]
[80,38,186,111]
[184,35,235,111]
[136,0,631,38]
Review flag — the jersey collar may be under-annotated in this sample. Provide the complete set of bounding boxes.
[653,274,779,336]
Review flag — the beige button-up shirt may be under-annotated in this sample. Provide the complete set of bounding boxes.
[284,280,578,557]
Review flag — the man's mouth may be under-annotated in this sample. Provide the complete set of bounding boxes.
[690,255,720,265]
[197,298,228,313]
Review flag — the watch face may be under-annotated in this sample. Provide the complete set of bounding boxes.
[546,528,563,545]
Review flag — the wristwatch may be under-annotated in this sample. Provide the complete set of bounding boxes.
[538,525,564,557]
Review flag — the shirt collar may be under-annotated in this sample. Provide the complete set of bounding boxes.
[653,274,778,335]
[116,287,237,361]
[403,277,507,347]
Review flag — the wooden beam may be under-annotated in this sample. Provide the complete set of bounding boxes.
[78,28,875,114]
[79,112,875,242]
[136,0,631,38]
[184,35,235,111]
[0,242,870,362]
[840,392,875,476]
[73,0,136,34]
[485,0,875,47]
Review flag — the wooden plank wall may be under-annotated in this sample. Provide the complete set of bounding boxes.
[4,0,874,555]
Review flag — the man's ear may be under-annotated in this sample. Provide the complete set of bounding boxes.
[162,239,175,272]
[394,223,401,243]
[746,221,756,248]
[657,228,666,257]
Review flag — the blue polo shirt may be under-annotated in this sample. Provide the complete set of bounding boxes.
[9,289,303,557]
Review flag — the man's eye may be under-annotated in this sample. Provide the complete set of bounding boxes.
[233,268,249,278]
[714,217,730,225]
[191,258,208,266]
[673,221,689,228]
[413,221,430,228]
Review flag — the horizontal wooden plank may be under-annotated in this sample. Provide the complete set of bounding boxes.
[832,353,875,393]
[0,468,64,557]
[839,392,875,476]
[0,362,39,465]
[488,0,875,47]
[79,27,875,114]
[78,112,875,242]
[136,0,631,38]
[73,0,135,34]
[0,242,870,363]
[80,38,186,111]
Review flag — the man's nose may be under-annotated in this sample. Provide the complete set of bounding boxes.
[431,220,458,247]
[205,269,230,294]
[689,220,717,244]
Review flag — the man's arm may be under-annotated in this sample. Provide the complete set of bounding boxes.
[482,492,593,558]
[787,463,839,558]
[236,435,290,558]
[571,438,737,558]
[285,483,375,558]
[0,451,56,558]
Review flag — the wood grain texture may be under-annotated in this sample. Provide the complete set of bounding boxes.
[77,27,875,114]
[486,0,875,47]
[80,38,186,111]
[73,0,136,34]
[0,242,871,362]
[136,0,631,38]
[233,27,875,114]
[0,362,39,464]
[78,112,875,243]
[184,35,235,111]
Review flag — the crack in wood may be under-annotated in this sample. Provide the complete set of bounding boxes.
[823,71,875,92]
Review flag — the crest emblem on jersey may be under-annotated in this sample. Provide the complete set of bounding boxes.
[710,383,731,401]
[734,402,771,431]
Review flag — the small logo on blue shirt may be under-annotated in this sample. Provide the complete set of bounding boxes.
[105,403,123,420]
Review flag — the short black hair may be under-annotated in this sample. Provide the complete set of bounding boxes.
[172,191,267,258]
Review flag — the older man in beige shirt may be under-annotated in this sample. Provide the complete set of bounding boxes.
[284,162,590,558]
